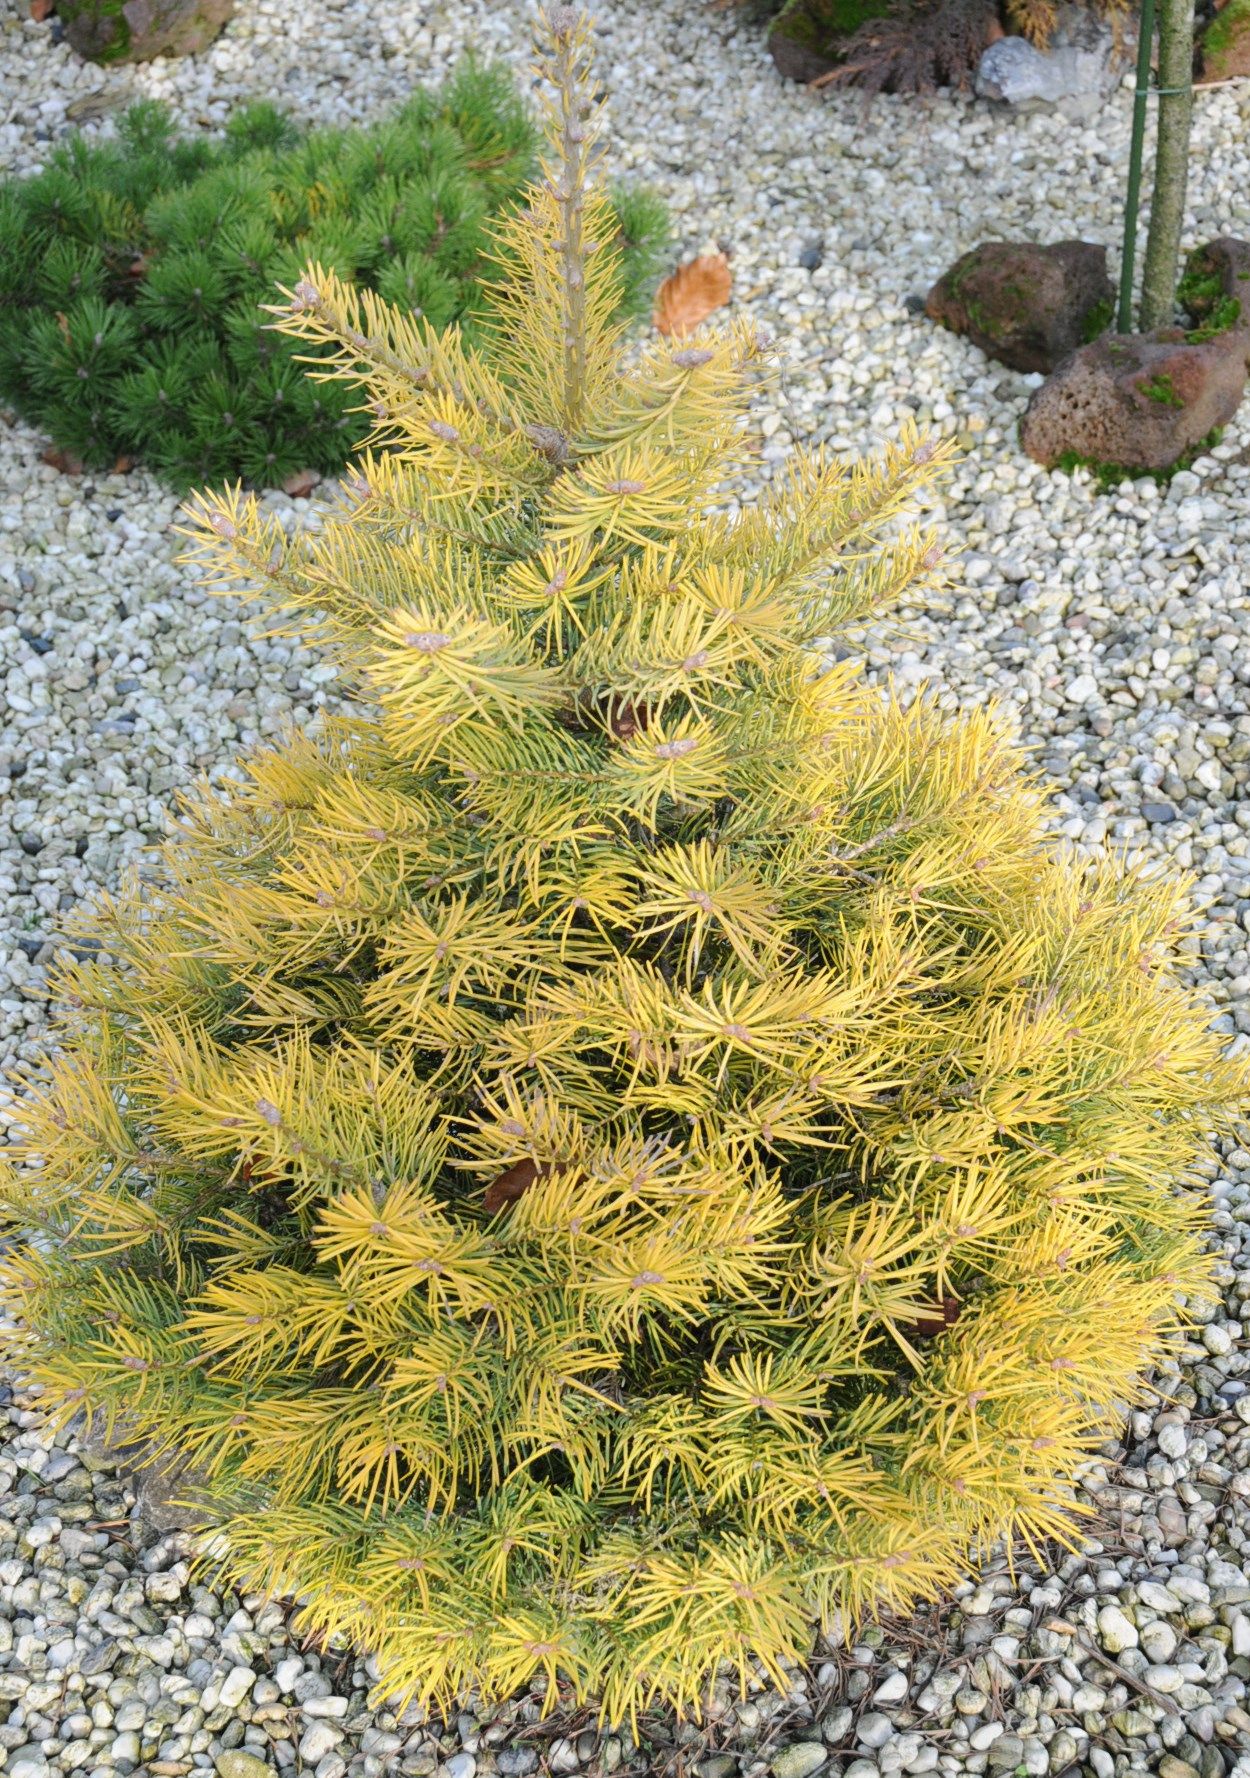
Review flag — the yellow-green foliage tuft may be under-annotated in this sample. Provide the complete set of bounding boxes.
[1,6,1245,1726]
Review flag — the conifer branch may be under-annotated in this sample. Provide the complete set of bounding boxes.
[540,8,601,429]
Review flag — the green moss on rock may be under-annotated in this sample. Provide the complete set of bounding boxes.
[1200,0,1250,79]
[767,0,892,80]
[926,240,1113,375]
[1136,372,1185,409]
[1179,240,1250,341]
[56,0,235,66]
[1050,427,1225,493]
[1185,298,1243,343]
[1081,296,1114,344]
[775,0,890,47]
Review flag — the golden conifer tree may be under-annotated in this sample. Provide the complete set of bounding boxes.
[2,5,1245,1725]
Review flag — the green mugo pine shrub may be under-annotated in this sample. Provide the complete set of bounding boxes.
[2,6,1245,1725]
[0,68,666,491]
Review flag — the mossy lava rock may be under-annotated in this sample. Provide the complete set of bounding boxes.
[1179,237,1250,336]
[1199,0,1250,81]
[767,0,891,82]
[57,0,235,63]
[927,240,1113,375]
[1020,326,1250,473]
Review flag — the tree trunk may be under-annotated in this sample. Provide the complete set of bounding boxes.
[1138,0,1196,330]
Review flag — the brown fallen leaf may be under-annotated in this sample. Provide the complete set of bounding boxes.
[653,252,732,338]
[483,1157,573,1218]
[608,698,651,741]
[112,454,136,474]
[41,445,84,476]
[559,692,652,741]
[901,1295,962,1340]
[282,468,322,499]
[30,0,56,20]
[238,1156,283,1192]
[484,1157,541,1218]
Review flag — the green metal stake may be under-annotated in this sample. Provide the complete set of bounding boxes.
[1118,0,1158,333]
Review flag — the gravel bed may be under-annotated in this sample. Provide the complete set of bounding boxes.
[3,0,1250,1774]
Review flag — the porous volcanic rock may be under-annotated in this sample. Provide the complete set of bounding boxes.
[1181,236,1250,334]
[1020,326,1250,472]
[766,0,889,83]
[926,239,1113,373]
[57,0,235,63]
[1199,0,1250,81]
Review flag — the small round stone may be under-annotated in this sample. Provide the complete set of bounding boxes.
[1158,1422,1189,1460]
[771,1745,827,1778]
[216,1755,276,1778]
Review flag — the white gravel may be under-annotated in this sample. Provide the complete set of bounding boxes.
[3,0,1250,1773]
